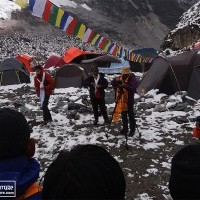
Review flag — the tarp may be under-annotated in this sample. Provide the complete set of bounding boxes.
[98,58,127,74]
[16,54,34,72]
[63,47,100,63]
[44,55,66,69]
[81,54,121,64]
[81,54,121,74]
[137,50,200,99]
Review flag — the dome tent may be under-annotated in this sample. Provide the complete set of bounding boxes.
[16,54,34,73]
[0,58,30,86]
[137,50,200,100]
[55,63,88,88]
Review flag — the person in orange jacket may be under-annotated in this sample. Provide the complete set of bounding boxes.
[34,65,55,124]
[192,116,200,141]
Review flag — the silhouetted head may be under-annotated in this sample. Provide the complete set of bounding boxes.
[169,144,200,199]
[0,108,34,160]
[33,65,44,75]
[42,144,126,200]
[91,66,99,78]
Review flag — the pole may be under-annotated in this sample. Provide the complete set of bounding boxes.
[105,89,122,138]
[106,87,129,150]
[133,104,142,139]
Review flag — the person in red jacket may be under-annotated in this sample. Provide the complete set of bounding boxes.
[192,116,200,141]
[34,65,55,124]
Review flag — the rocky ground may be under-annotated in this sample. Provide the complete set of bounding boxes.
[1,83,199,200]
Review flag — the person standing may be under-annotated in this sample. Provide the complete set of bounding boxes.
[34,65,55,124]
[111,66,137,137]
[83,66,109,125]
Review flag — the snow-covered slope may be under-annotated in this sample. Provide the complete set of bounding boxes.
[173,1,200,33]
[161,1,200,51]
[0,0,20,19]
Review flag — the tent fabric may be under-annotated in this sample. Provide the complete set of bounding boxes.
[0,58,27,72]
[188,66,200,100]
[55,64,88,88]
[99,58,129,74]
[81,54,122,74]
[0,58,30,85]
[137,50,200,99]
[63,47,101,64]
[44,55,66,69]
[98,67,124,74]
[16,54,34,72]
[137,57,170,95]
[81,55,121,64]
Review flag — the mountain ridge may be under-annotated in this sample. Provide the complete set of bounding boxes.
[60,0,198,49]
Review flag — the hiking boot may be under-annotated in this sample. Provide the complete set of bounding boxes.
[120,129,128,135]
[128,130,135,137]
[93,120,98,125]
[43,121,48,125]
[104,119,110,125]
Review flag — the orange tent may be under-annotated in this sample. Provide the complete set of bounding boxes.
[63,47,101,64]
[16,54,34,72]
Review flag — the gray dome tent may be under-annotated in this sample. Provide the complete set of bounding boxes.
[0,58,30,86]
[137,50,200,100]
[55,64,88,88]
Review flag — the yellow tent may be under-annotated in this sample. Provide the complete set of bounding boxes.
[15,0,28,9]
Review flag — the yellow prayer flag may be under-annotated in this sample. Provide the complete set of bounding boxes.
[76,24,86,39]
[91,34,100,45]
[104,40,111,52]
[15,0,28,8]
[55,8,64,28]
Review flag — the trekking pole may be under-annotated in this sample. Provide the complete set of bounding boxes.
[125,130,129,150]
[105,92,121,139]
[135,123,141,138]
[134,105,142,139]
[104,112,114,139]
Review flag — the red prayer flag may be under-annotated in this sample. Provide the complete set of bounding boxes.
[42,0,52,22]
[66,19,78,35]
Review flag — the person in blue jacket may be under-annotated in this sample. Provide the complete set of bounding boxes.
[0,108,41,200]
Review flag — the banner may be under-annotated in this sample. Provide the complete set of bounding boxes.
[21,0,153,63]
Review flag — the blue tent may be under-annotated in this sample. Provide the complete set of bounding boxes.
[99,58,129,74]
